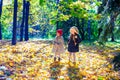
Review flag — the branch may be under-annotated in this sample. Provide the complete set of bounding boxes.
[102,0,110,14]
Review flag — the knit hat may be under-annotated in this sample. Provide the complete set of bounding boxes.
[57,29,63,36]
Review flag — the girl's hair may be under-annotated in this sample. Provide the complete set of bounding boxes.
[70,26,79,34]
[69,26,79,45]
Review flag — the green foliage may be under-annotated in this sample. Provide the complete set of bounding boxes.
[114,14,120,40]
[56,0,102,21]
[1,0,57,39]
[1,0,119,41]
[58,14,71,21]
[49,0,102,40]
[98,0,120,43]
[39,0,46,6]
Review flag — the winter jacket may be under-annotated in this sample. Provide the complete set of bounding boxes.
[68,34,81,52]
[52,36,65,53]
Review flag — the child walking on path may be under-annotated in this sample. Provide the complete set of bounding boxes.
[52,29,65,61]
[68,26,81,64]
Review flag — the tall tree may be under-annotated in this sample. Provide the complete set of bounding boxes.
[56,0,59,30]
[55,0,100,40]
[12,0,18,45]
[24,1,30,41]
[20,0,26,41]
[88,20,91,41]
[0,0,3,40]
[98,0,120,43]
[110,12,116,41]
[80,18,85,40]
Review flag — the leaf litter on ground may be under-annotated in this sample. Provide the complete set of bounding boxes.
[0,40,120,80]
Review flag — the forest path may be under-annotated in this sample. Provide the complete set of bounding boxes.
[0,40,120,80]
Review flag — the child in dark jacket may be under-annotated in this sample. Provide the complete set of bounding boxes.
[52,29,65,61]
[68,26,81,63]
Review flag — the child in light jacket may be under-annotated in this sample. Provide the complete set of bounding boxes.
[52,29,65,61]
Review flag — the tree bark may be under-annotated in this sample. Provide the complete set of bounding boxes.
[98,0,113,43]
[110,12,119,41]
[98,27,102,38]
[99,12,119,43]
[20,0,26,41]
[79,18,85,40]
[56,14,59,30]
[110,13,115,41]
[0,0,3,40]
[76,18,80,30]
[56,0,59,30]
[12,0,18,45]
[88,20,91,41]
[24,1,30,41]
[98,0,105,12]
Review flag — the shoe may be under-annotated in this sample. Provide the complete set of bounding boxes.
[58,57,61,61]
[54,57,56,61]
[73,62,76,65]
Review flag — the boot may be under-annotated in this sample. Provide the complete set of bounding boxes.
[58,57,61,61]
[73,62,76,65]
[54,57,56,61]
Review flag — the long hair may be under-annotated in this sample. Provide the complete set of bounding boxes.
[69,26,79,45]
[70,26,79,34]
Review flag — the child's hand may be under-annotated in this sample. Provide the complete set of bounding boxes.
[75,36,77,38]
[75,42,77,46]
[56,43,60,45]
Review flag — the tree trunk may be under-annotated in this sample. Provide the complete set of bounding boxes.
[79,18,85,40]
[98,0,120,43]
[98,27,102,38]
[24,1,30,41]
[76,18,80,30]
[56,14,59,30]
[0,0,3,40]
[56,0,59,4]
[76,17,83,40]
[97,0,107,14]
[98,12,119,43]
[110,13,115,41]
[88,20,91,41]
[20,0,26,41]
[12,0,18,45]
[110,12,119,41]
[56,0,59,30]
[111,31,114,41]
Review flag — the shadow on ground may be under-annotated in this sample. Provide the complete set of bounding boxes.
[67,62,84,80]
[49,61,64,80]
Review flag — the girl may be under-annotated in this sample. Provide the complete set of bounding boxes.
[52,29,65,61]
[68,26,81,64]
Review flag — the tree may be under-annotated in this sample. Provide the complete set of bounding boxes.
[80,18,85,40]
[52,0,101,40]
[24,1,30,41]
[0,0,3,40]
[20,0,26,41]
[88,20,91,41]
[12,0,18,45]
[56,0,59,30]
[98,0,120,43]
